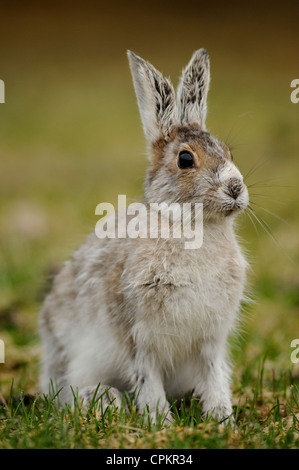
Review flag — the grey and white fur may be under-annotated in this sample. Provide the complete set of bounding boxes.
[39,49,249,424]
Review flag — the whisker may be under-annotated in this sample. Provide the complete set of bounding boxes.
[247,206,293,263]
[249,201,289,225]
[247,206,279,247]
[247,179,293,189]
[243,158,270,183]
[224,124,244,151]
[249,193,286,205]
[245,208,259,237]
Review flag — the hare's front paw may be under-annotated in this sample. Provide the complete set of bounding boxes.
[202,403,234,424]
[79,384,124,413]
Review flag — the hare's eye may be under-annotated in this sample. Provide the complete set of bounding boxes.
[178,151,194,169]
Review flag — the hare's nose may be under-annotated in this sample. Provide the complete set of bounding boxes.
[227,178,243,199]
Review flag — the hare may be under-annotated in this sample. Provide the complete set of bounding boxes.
[39,49,249,424]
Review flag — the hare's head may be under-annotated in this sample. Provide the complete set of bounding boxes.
[128,49,249,220]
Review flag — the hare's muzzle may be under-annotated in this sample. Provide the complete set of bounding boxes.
[227,178,243,200]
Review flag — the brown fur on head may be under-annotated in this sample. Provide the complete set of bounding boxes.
[128,50,249,219]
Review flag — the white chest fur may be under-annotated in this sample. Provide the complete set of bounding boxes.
[122,219,246,375]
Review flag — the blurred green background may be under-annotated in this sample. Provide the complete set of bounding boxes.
[0,0,298,396]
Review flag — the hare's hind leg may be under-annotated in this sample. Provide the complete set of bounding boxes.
[39,302,71,403]
[39,329,69,401]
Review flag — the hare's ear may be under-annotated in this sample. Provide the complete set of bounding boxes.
[177,49,210,130]
[127,50,177,145]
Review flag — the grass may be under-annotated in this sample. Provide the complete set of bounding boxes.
[0,2,298,449]
[0,368,298,449]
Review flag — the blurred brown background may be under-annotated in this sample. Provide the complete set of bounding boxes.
[0,0,298,394]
